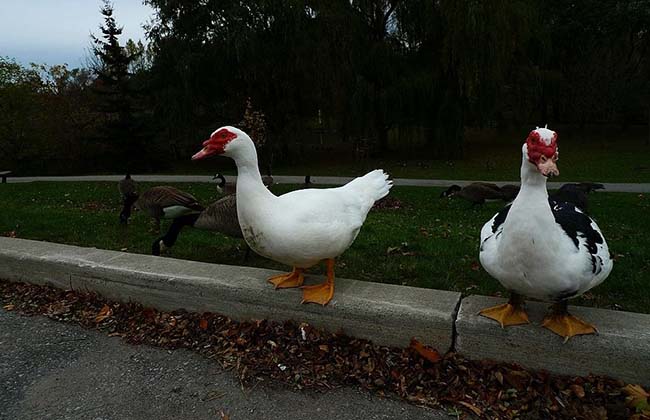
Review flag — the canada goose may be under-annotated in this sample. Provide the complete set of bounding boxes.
[548,182,605,212]
[262,164,274,188]
[214,171,274,195]
[440,184,462,198]
[499,184,521,202]
[550,184,589,212]
[133,186,204,233]
[118,174,139,224]
[448,182,504,205]
[213,173,236,195]
[151,193,250,259]
[473,182,501,191]
[572,182,605,194]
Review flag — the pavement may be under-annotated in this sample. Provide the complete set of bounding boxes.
[5,174,650,193]
[0,310,449,420]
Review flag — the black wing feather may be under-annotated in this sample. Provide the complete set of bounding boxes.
[549,199,604,273]
[490,199,604,274]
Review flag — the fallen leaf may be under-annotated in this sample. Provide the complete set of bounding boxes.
[3,304,15,311]
[571,384,585,398]
[494,371,504,385]
[409,338,441,363]
[470,261,480,271]
[624,384,650,414]
[219,410,230,420]
[94,304,113,323]
[386,246,400,255]
[457,401,483,416]
[199,318,209,330]
[0,279,635,419]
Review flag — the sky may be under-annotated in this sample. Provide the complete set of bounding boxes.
[0,0,154,68]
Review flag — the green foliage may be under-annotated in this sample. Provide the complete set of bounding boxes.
[90,0,155,172]
[1,0,649,174]
[91,0,131,85]
[0,58,100,173]
[142,0,649,162]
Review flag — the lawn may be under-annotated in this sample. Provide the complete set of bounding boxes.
[1,181,648,314]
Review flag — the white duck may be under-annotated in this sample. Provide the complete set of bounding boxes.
[191,126,392,305]
[479,127,613,340]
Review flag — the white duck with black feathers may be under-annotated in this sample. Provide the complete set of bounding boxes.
[478,127,612,340]
[192,126,392,305]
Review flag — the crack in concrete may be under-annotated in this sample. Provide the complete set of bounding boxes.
[448,295,464,353]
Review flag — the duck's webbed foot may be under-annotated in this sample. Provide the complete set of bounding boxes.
[542,301,597,342]
[301,259,335,306]
[267,267,304,289]
[479,293,530,327]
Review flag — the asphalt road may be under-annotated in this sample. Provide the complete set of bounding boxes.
[0,311,448,420]
[6,174,650,192]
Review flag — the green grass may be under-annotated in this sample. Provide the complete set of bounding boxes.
[1,182,648,313]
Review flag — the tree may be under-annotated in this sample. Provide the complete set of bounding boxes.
[91,0,150,171]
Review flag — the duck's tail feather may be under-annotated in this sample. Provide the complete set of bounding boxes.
[343,169,393,208]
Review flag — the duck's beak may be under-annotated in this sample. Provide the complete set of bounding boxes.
[192,139,215,160]
[192,137,228,160]
[192,146,210,160]
[537,159,559,177]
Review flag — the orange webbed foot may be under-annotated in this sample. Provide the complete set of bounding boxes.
[301,281,334,306]
[479,294,530,328]
[267,268,304,289]
[301,259,335,306]
[542,312,597,342]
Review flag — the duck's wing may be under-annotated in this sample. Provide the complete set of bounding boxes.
[195,194,242,238]
[480,204,511,250]
[549,199,612,276]
[278,170,391,225]
[154,186,204,211]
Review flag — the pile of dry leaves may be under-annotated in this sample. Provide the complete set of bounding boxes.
[1,280,647,419]
[372,196,405,211]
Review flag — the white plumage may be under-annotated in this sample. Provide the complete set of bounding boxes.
[192,126,392,305]
[238,169,391,268]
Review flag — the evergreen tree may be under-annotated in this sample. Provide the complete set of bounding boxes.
[91,0,148,171]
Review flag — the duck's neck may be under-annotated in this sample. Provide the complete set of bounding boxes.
[506,154,557,232]
[518,159,549,204]
[232,140,274,201]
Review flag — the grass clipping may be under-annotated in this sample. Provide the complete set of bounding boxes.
[0,280,642,419]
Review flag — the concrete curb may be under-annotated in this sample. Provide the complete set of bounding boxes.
[5,175,650,193]
[456,295,650,386]
[0,237,459,351]
[1,237,649,386]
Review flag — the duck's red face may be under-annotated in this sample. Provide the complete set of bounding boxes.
[192,128,237,160]
[526,128,559,177]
